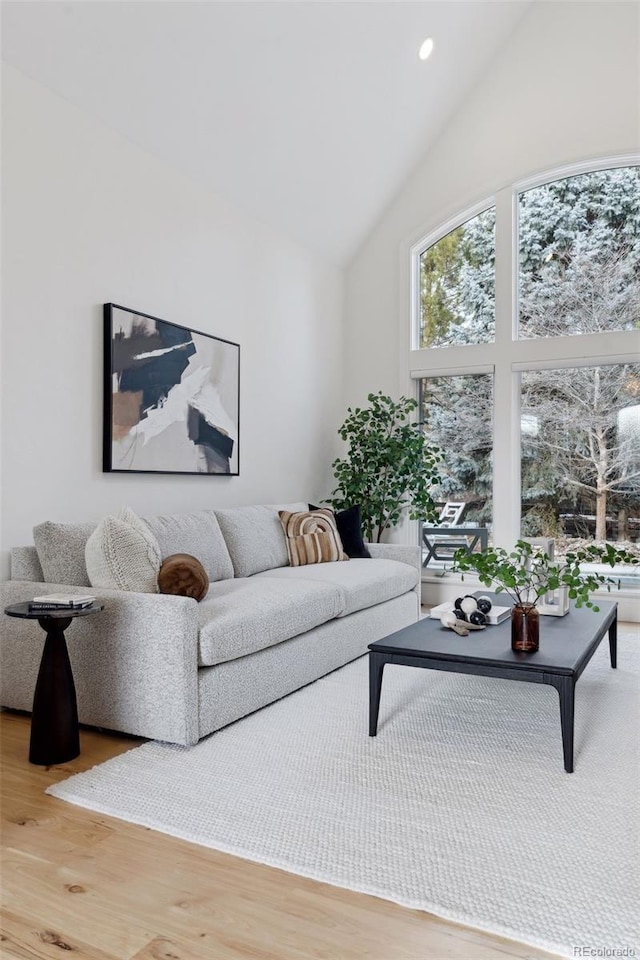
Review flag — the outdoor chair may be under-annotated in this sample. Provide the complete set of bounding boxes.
[422,501,488,568]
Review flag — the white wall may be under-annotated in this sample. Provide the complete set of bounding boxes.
[0,65,344,576]
[344,1,640,403]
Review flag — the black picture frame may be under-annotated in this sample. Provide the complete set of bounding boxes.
[103,303,240,475]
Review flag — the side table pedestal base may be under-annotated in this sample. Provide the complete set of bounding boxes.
[30,617,79,765]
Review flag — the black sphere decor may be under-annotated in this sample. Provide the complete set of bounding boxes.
[476,596,493,614]
[454,597,465,611]
[454,609,468,621]
[469,610,488,626]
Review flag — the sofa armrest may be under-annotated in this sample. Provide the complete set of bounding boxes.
[1,580,199,745]
[366,544,422,619]
[366,543,421,575]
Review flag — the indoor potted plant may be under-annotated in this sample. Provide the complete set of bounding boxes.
[453,540,638,653]
[330,391,442,543]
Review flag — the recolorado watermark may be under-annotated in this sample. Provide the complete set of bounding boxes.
[573,949,636,958]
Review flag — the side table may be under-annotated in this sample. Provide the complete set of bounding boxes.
[4,602,104,765]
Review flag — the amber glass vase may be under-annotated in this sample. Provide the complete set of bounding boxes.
[511,604,539,653]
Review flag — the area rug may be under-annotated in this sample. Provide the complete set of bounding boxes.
[48,633,640,958]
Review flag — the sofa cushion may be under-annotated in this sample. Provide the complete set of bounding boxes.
[33,520,97,586]
[256,558,419,617]
[196,576,344,666]
[278,508,348,567]
[85,507,161,593]
[144,510,233,582]
[214,502,307,578]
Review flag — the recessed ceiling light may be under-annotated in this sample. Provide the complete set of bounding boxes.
[418,37,434,61]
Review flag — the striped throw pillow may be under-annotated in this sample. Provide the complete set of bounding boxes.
[278,508,349,567]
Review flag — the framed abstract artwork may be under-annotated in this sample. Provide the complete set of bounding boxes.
[103,303,240,475]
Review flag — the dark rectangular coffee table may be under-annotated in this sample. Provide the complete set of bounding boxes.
[368,595,617,772]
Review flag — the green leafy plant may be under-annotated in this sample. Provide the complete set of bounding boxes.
[453,540,638,611]
[330,391,443,543]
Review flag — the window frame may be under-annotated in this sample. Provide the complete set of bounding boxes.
[406,156,640,555]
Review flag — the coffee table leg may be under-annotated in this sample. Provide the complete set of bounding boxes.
[30,617,79,765]
[609,616,617,669]
[549,675,575,773]
[369,653,386,737]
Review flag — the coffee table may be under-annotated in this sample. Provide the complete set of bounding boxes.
[368,595,617,773]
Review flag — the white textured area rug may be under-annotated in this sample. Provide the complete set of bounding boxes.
[48,635,639,958]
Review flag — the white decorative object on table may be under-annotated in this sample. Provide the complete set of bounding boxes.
[460,596,478,616]
[538,584,570,617]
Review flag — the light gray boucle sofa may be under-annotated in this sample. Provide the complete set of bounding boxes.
[1,503,421,745]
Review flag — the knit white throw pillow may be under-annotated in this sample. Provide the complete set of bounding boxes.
[85,507,161,593]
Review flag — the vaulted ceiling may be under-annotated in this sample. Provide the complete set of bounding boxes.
[1,1,531,264]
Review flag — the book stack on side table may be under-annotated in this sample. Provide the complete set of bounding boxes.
[28,594,96,612]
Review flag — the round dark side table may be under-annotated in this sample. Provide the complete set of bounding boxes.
[4,602,104,765]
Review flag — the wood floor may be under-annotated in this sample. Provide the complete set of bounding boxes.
[1,712,559,960]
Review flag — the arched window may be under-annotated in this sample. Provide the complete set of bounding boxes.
[411,161,640,575]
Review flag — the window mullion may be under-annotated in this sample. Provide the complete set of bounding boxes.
[494,187,516,347]
[492,364,520,549]
[491,187,519,548]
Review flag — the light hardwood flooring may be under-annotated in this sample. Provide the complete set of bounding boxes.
[0,712,560,960]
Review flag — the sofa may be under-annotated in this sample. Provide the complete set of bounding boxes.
[1,503,421,745]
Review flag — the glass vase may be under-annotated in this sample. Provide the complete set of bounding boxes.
[511,604,539,653]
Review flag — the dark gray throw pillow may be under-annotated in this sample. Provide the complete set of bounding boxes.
[308,504,371,559]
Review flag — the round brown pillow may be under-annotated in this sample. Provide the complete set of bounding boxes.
[158,553,209,601]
